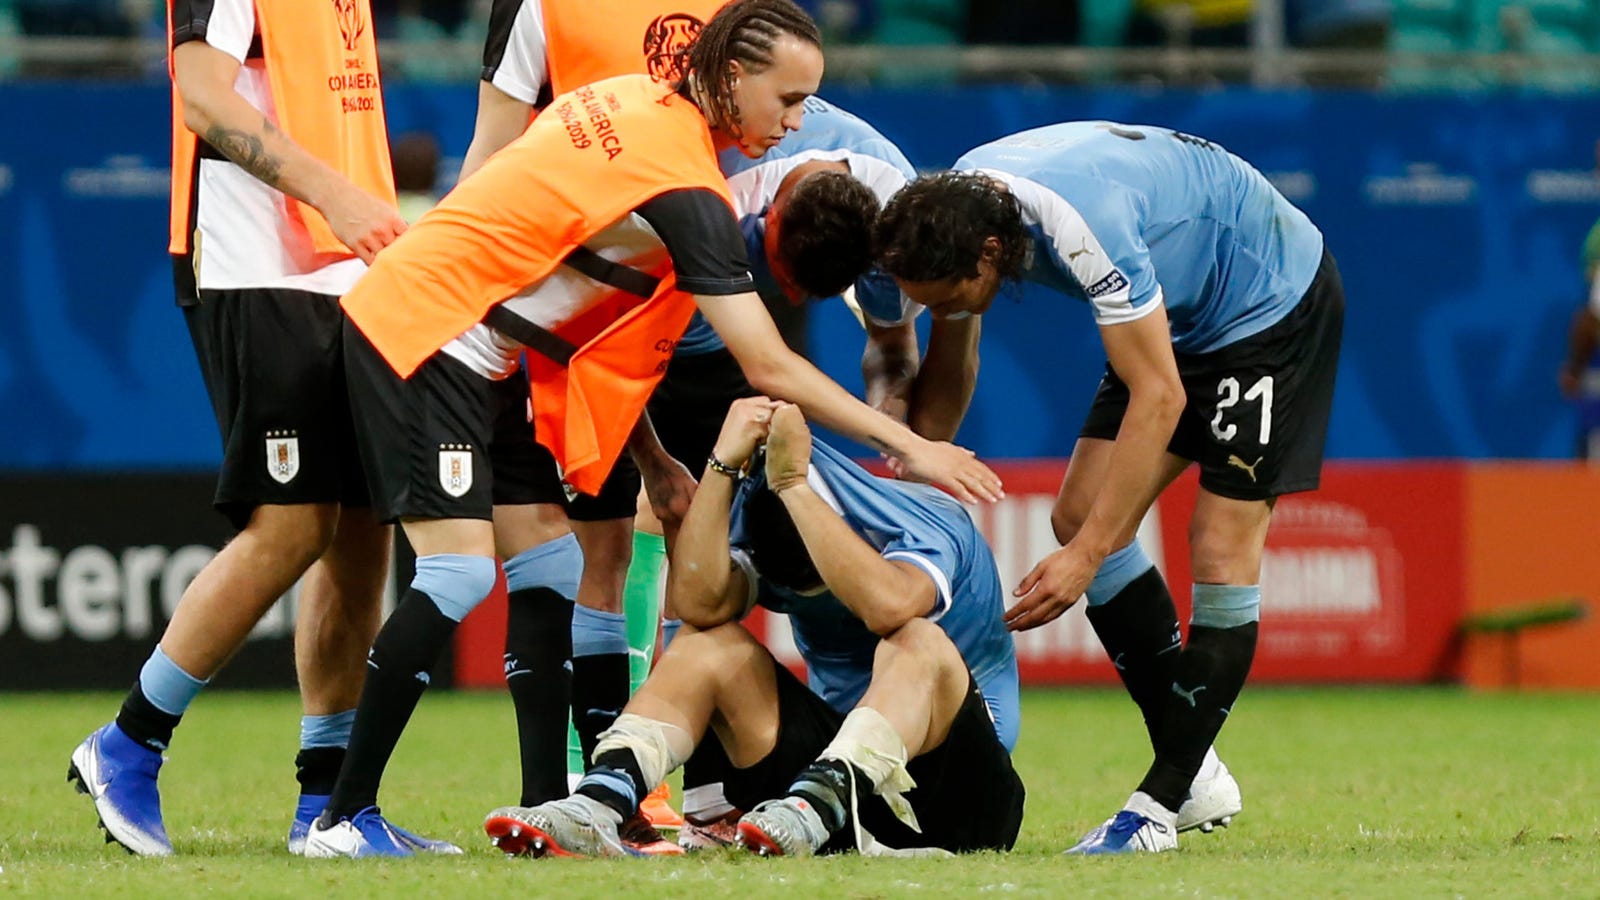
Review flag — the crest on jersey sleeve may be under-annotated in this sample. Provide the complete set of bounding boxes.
[439,444,474,498]
[265,431,300,484]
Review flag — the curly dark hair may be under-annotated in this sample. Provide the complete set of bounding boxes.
[873,171,1031,283]
[673,0,822,141]
[739,478,822,593]
[775,170,880,299]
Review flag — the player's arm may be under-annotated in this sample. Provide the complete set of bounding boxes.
[638,188,1002,502]
[667,397,777,629]
[1006,306,1181,631]
[702,294,1000,502]
[1073,308,1185,557]
[907,313,981,441]
[627,410,695,544]
[459,82,534,180]
[861,319,918,425]
[171,41,403,263]
[764,405,937,635]
[461,0,544,180]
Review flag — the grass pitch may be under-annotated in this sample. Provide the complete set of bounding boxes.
[2,687,1597,897]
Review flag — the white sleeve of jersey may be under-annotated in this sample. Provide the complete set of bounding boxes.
[490,0,549,106]
[206,0,256,63]
[881,550,954,623]
[724,159,792,218]
[1000,170,1162,328]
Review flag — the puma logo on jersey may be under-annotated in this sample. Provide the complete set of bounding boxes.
[1227,454,1264,482]
[1066,236,1095,262]
[1172,683,1207,708]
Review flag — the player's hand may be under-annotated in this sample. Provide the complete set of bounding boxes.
[764,403,811,492]
[639,452,697,530]
[323,183,407,264]
[896,439,1003,503]
[1004,543,1098,631]
[711,396,779,471]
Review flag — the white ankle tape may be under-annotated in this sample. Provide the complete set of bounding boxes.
[594,713,693,790]
[820,707,920,832]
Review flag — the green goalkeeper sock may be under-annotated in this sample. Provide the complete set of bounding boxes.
[623,530,667,693]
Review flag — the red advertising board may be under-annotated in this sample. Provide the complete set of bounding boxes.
[454,460,1470,688]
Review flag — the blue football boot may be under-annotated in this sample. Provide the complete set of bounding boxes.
[68,723,174,856]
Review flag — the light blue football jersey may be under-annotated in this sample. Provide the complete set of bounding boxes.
[956,122,1324,354]
[676,97,921,356]
[728,437,1020,751]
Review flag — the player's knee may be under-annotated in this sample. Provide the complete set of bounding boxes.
[877,618,960,677]
[1049,502,1087,545]
[246,503,339,562]
[663,621,751,673]
[1188,531,1264,585]
[411,553,499,622]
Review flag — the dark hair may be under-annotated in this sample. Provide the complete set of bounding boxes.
[775,170,880,299]
[675,0,822,139]
[873,171,1031,283]
[740,480,822,592]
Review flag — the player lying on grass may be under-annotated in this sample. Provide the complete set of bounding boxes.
[482,399,1023,857]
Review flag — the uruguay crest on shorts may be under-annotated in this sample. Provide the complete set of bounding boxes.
[265,431,300,484]
[439,444,473,498]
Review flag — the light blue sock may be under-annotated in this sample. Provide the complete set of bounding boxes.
[660,617,683,650]
[412,553,500,623]
[138,646,209,716]
[300,709,357,750]
[1085,542,1156,607]
[572,605,629,658]
[1191,584,1262,630]
[503,532,582,599]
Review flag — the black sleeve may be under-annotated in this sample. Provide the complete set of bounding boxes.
[480,0,521,79]
[170,0,214,49]
[635,189,755,296]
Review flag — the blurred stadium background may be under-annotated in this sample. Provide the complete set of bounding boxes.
[4,2,1600,710]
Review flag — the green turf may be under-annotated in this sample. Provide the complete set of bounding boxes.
[3,688,1597,897]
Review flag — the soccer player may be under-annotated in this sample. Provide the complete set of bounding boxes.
[874,122,1344,853]
[456,0,732,841]
[482,399,1023,858]
[302,0,1001,858]
[68,0,419,857]
[460,0,974,842]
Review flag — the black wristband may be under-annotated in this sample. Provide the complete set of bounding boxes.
[706,453,742,479]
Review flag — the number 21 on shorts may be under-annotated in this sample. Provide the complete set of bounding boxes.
[1210,376,1273,444]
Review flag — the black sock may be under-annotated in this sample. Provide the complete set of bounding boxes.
[570,653,630,768]
[505,587,575,806]
[1138,622,1259,811]
[787,758,861,836]
[682,732,735,802]
[576,747,647,820]
[1085,568,1182,748]
[295,747,345,797]
[322,588,456,822]
[115,683,182,753]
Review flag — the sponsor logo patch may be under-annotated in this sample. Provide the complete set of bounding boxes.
[1085,270,1129,299]
[265,432,300,484]
[439,445,474,498]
